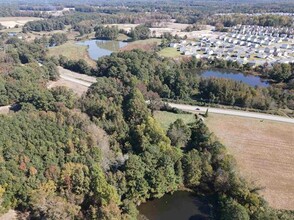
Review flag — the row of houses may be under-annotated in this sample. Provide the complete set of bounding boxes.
[170,33,294,67]
[231,25,294,37]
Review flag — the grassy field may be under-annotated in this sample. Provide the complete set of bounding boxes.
[25,26,79,42]
[154,111,196,131]
[0,27,22,33]
[121,38,161,52]
[47,41,96,67]
[117,33,130,41]
[158,47,182,58]
[206,113,294,210]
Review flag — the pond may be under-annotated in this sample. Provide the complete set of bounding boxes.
[138,191,212,220]
[76,39,128,60]
[201,69,269,87]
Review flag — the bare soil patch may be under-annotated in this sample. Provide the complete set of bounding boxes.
[0,210,17,220]
[0,105,11,115]
[206,113,294,210]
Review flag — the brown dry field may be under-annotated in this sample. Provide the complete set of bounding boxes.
[0,17,41,28]
[206,113,294,210]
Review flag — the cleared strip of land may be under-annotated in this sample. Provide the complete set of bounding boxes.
[48,67,96,96]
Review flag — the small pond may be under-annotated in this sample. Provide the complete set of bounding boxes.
[201,69,269,87]
[138,191,212,220]
[76,39,128,60]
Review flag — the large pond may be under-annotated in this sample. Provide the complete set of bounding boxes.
[76,39,128,60]
[138,191,212,220]
[201,69,269,87]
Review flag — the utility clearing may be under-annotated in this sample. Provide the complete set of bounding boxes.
[48,66,96,96]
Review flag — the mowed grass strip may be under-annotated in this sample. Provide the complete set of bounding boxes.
[158,47,182,58]
[154,111,196,131]
[48,41,96,67]
[206,113,294,210]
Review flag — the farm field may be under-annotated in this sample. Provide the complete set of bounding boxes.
[206,113,294,210]
[47,41,96,67]
[0,17,41,28]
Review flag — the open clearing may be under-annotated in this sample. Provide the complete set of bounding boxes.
[0,105,11,115]
[158,47,182,58]
[0,210,17,220]
[25,26,81,42]
[47,41,96,67]
[0,17,41,28]
[154,111,196,131]
[206,113,294,210]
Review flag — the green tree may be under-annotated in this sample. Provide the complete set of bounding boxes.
[167,119,191,148]
[220,198,250,220]
[182,149,202,187]
[124,88,149,126]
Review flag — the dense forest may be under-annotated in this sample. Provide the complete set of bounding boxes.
[75,50,291,113]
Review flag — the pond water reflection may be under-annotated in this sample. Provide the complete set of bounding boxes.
[138,191,212,220]
[201,69,269,87]
[76,39,128,60]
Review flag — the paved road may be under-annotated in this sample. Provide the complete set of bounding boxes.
[168,103,294,124]
[4,66,293,124]
[59,74,93,87]
[56,68,294,124]
[58,66,96,87]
